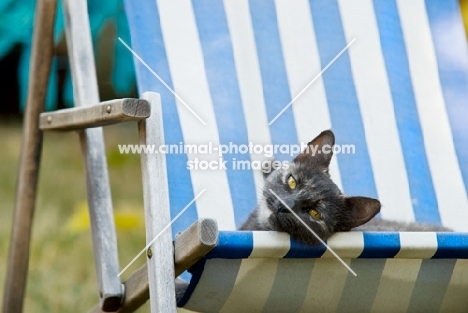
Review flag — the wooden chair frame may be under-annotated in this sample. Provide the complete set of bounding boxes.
[2,1,216,312]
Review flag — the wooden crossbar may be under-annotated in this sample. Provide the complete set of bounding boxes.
[39,99,150,131]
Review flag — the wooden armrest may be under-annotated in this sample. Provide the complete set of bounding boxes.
[39,98,150,131]
[88,218,218,313]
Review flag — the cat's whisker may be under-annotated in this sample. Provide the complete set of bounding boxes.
[253,181,265,190]
[253,185,264,193]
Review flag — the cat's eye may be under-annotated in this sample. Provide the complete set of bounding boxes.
[309,209,322,219]
[287,175,297,189]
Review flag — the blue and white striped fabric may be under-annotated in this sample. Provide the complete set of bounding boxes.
[124,0,468,311]
[179,231,468,312]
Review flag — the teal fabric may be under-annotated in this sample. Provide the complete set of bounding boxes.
[0,0,134,110]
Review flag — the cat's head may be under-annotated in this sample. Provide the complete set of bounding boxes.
[263,130,380,244]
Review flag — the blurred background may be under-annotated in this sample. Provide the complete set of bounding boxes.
[0,0,149,311]
[0,0,137,116]
[1,0,468,311]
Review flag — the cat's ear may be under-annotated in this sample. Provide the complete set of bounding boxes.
[340,196,381,230]
[294,130,335,167]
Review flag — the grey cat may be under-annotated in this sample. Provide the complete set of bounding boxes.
[239,130,450,244]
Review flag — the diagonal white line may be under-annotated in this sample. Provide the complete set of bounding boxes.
[268,38,357,126]
[118,37,207,126]
[269,189,357,276]
[118,189,206,277]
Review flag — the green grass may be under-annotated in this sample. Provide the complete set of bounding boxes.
[0,118,154,312]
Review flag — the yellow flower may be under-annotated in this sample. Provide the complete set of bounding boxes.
[65,200,144,233]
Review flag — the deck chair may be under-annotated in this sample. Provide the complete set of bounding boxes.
[122,0,468,312]
[6,0,467,312]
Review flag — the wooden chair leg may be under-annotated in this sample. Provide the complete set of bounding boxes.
[62,0,123,310]
[138,92,177,312]
[2,0,57,312]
